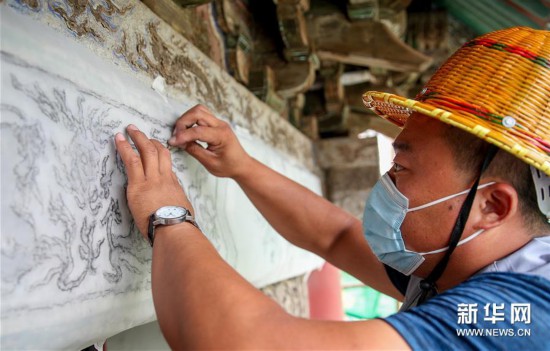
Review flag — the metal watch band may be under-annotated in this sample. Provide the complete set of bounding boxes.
[147,212,200,247]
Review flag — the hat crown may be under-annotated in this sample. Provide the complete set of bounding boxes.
[363,26,550,175]
[417,27,550,137]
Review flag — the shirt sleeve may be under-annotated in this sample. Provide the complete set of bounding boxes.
[383,272,550,351]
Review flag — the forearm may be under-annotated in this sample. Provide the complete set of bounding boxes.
[151,224,407,350]
[168,106,359,256]
[116,120,405,349]
[233,157,360,256]
[151,223,289,349]
[231,158,403,298]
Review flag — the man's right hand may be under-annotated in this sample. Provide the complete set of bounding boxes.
[168,105,401,301]
[168,104,253,179]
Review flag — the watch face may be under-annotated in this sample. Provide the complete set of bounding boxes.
[157,206,186,219]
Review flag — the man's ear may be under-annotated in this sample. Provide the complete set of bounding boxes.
[476,183,518,228]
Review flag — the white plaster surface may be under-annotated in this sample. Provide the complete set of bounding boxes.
[0,7,323,350]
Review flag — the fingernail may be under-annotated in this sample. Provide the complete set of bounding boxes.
[172,128,177,136]
[127,124,139,131]
[168,136,176,145]
[115,133,126,141]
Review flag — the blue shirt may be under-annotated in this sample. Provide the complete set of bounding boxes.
[384,237,550,350]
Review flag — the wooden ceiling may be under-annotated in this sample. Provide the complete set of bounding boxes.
[143,0,546,140]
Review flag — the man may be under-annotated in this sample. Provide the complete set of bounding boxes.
[114,26,549,349]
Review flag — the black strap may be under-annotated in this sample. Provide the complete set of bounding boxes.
[418,145,499,304]
[147,213,156,247]
[384,264,411,296]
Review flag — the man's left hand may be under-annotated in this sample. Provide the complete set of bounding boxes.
[114,124,194,239]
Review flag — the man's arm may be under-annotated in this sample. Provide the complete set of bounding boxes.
[152,223,409,350]
[169,105,402,299]
[115,125,409,349]
[233,157,404,299]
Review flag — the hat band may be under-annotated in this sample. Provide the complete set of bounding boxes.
[465,38,550,69]
[417,90,509,125]
[416,91,550,154]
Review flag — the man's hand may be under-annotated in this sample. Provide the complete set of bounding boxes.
[115,124,193,238]
[168,104,253,179]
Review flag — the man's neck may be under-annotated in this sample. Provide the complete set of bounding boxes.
[434,228,532,292]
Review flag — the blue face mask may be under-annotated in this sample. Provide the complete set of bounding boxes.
[363,172,494,276]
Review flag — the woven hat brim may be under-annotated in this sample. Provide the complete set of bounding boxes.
[363,91,550,176]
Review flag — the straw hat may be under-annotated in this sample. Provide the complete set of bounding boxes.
[363,27,550,176]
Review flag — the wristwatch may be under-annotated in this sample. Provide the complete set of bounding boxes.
[147,206,199,247]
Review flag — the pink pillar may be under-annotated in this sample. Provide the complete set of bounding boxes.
[307,263,344,320]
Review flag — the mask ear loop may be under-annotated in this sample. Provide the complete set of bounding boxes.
[417,145,499,305]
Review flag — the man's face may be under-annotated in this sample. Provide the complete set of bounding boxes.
[390,113,473,275]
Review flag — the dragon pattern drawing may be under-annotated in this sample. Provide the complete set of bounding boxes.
[1,2,322,348]
[0,52,238,311]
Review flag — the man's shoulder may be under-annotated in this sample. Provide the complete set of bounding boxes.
[480,236,550,278]
[384,273,550,350]
[429,271,550,315]
[462,271,550,293]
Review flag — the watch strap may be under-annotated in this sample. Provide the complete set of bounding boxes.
[147,213,156,247]
[184,215,200,230]
[147,211,200,247]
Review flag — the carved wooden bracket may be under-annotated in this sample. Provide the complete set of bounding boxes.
[307,10,432,72]
[142,0,438,140]
[141,0,225,69]
[288,93,305,127]
[347,0,378,21]
[214,0,253,84]
[249,65,287,116]
[271,57,318,99]
[276,0,311,61]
